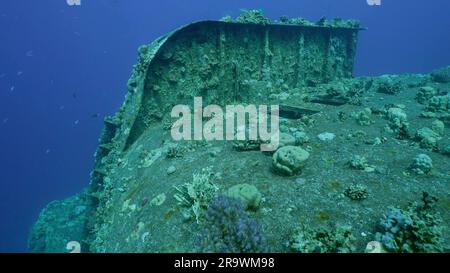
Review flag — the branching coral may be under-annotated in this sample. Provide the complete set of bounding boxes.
[200,195,270,253]
[386,107,411,139]
[376,76,402,95]
[375,192,444,253]
[173,167,218,223]
[344,184,369,201]
[290,224,356,253]
[236,9,271,25]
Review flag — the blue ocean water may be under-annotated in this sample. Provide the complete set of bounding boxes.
[0,0,448,252]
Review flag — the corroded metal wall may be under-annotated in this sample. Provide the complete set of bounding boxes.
[127,21,361,148]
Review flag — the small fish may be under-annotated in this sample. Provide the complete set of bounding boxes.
[91,113,100,118]
[0,73,5,78]
[25,50,33,57]
[2,118,8,124]
[72,92,77,99]
[45,149,51,154]
[10,86,15,92]
[74,120,79,125]
[17,71,23,76]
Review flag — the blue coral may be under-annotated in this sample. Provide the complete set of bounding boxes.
[200,195,270,253]
[375,193,444,253]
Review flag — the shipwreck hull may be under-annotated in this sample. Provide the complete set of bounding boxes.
[93,20,362,198]
[29,20,365,253]
[127,21,361,148]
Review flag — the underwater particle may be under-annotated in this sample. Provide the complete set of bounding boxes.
[74,120,79,125]
[10,86,15,92]
[409,154,433,175]
[430,66,450,83]
[290,224,356,253]
[344,184,369,201]
[364,241,387,253]
[226,183,262,211]
[17,71,23,76]
[150,193,166,206]
[166,165,176,175]
[272,145,310,176]
[317,132,335,141]
[2,117,8,124]
[25,50,33,57]
[0,73,5,78]
[45,149,51,154]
